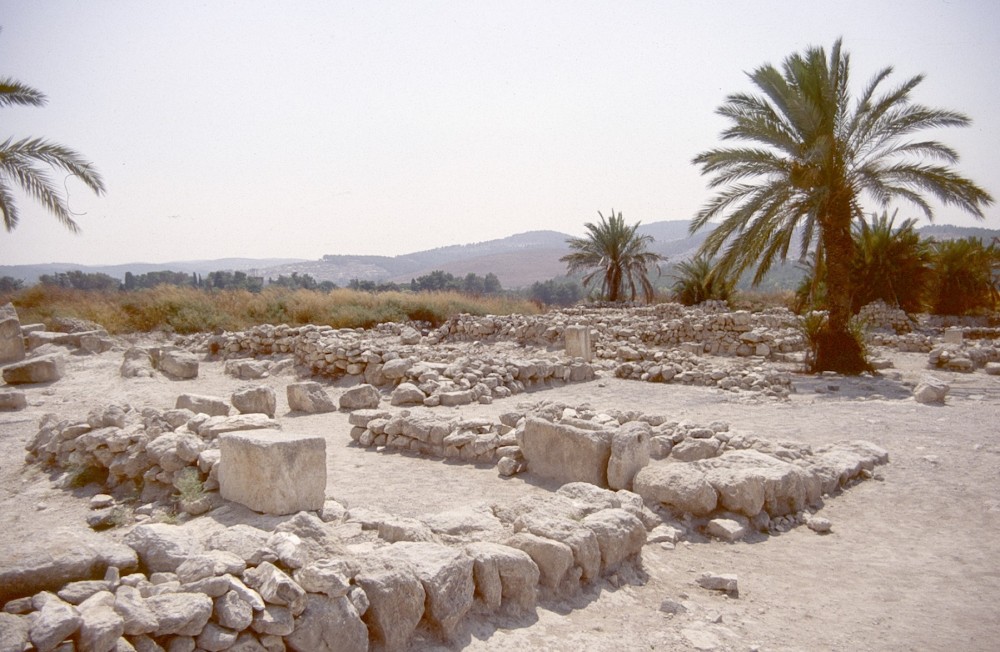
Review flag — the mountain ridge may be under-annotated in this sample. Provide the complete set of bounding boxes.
[2,221,996,289]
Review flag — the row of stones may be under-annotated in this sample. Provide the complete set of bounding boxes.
[2,483,650,652]
[612,349,795,398]
[434,304,807,361]
[927,342,1000,373]
[207,323,597,396]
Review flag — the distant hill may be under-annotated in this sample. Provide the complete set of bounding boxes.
[3,221,996,291]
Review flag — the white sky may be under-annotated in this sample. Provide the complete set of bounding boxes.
[1,0,997,266]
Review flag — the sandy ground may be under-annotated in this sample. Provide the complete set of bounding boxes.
[2,340,999,652]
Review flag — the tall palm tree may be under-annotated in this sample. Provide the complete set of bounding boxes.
[691,39,993,373]
[561,210,665,303]
[1,76,105,233]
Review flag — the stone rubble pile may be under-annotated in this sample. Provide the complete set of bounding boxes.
[208,324,597,401]
[612,349,794,398]
[1,486,649,652]
[23,396,280,521]
[435,304,807,362]
[927,341,1000,372]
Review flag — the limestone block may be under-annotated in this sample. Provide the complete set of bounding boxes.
[391,542,475,639]
[464,542,539,614]
[513,512,601,582]
[159,350,199,379]
[121,347,155,378]
[2,353,65,384]
[0,389,27,411]
[504,532,573,590]
[634,462,718,515]
[124,523,203,573]
[580,508,646,573]
[607,421,651,491]
[355,557,425,651]
[231,386,277,418]
[29,596,82,651]
[146,592,213,637]
[564,325,592,361]
[914,376,949,404]
[284,594,368,652]
[390,382,426,406]
[176,393,231,417]
[286,382,336,413]
[218,430,326,515]
[943,328,963,344]
[520,417,612,487]
[339,384,380,410]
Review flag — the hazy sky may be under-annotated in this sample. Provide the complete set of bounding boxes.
[1,0,997,266]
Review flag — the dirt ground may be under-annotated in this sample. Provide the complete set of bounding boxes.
[2,339,999,652]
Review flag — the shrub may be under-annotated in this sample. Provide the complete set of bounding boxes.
[671,255,735,306]
[928,238,1000,315]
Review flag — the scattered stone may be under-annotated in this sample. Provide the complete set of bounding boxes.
[285,382,336,413]
[2,353,65,384]
[806,516,833,534]
[914,376,949,405]
[696,572,738,595]
[0,389,26,411]
[659,598,687,615]
[706,518,748,542]
[159,350,200,379]
[338,384,381,410]
[231,386,277,418]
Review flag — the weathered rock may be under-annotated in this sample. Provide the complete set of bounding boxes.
[354,557,425,651]
[0,529,138,604]
[121,347,155,378]
[634,462,719,516]
[513,512,601,582]
[706,517,749,542]
[77,593,125,652]
[2,353,65,384]
[286,382,336,413]
[581,509,646,572]
[696,572,738,595]
[420,506,505,543]
[0,389,26,411]
[196,622,239,652]
[380,357,413,380]
[0,304,25,364]
[231,386,277,418]
[806,515,833,533]
[225,359,270,380]
[250,605,293,637]
[30,595,82,652]
[175,551,246,584]
[243,562,306,615]
[218,430,326,515]
[285,594,368,652]
[607,421,651,491]
[124,523,203,574]
[338,384,381,410]
[146,592,213,636]
[196,413,279,439]
[376,516,436,543]
[159,350,199,379]
[203,524,270,564]
[214,590,254,631]
[292,558,354,598]
[175,393,230,417]
[670,437,722,462]
[464,542,539,614]
[520,417,612,487]
[391,542,475,639]
[390,382,426,406]
[0,612,30,652]
[505,532,574,590]
[113,585,158,636]
[914,376,949,404]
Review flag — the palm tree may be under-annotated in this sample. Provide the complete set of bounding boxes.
[1,76,105,233]
[691,39,993,373]
[928,237,1000,315]
[671,254,735,306]
[561,210,665,303]
[850,210,932,313]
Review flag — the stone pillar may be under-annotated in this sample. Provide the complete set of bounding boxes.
[943,328,963,345]
[0,303,25,365]
[565,325,592,362]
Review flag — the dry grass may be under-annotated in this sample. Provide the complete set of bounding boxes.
[1,285,540,334]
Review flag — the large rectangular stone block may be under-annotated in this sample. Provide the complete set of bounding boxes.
[564,325,593,361]
[520,417,611,487]
[219,429,326,515]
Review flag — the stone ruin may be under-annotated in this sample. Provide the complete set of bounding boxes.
[8,299,997,650]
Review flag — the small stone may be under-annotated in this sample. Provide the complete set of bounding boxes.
[696,572,738,595]
[806,516,832,534]
[659,598,687,615]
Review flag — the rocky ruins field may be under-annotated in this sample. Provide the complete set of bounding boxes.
[1,303,999,652]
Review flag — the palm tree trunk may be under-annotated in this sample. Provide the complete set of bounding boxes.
[815,201,870,374]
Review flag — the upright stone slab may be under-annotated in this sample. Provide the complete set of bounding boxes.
[520,417,612,487]
[0,302,25,364]
[943,328,963,345]
[564,325,592,362]
[218,429,326,515]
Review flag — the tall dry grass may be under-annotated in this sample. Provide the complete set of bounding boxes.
[0,285,540,334]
